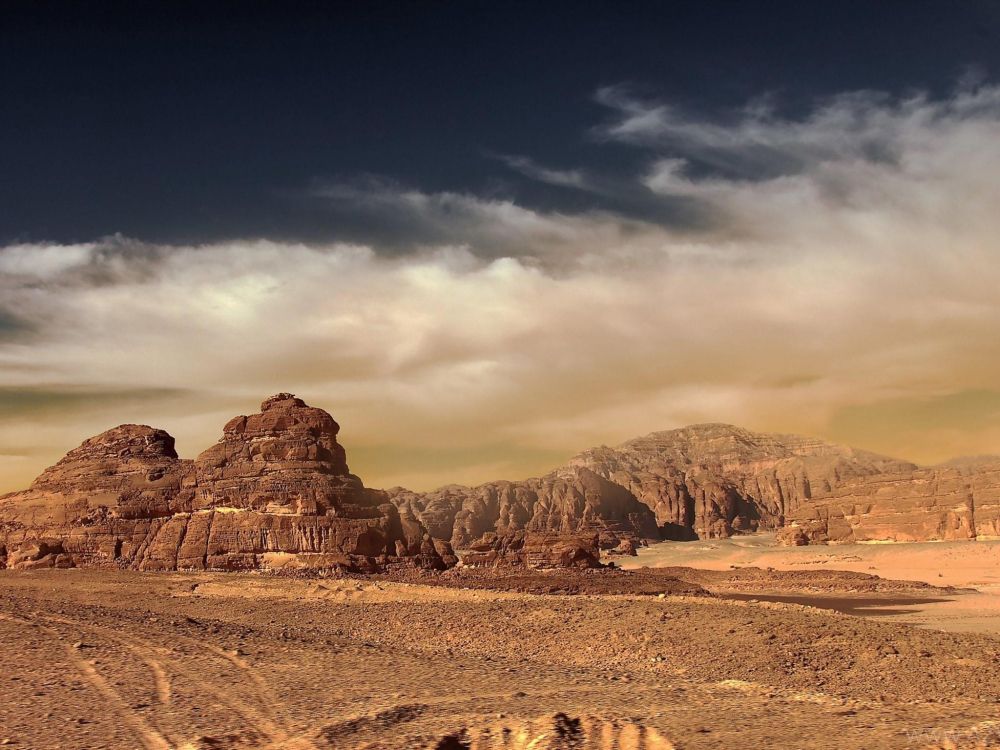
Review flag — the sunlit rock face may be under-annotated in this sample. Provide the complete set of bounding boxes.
[0,395,453,572]
[570,424,919,539]
[193,392,364,516]
[779,460,1000,544]
[5,408,1000,569]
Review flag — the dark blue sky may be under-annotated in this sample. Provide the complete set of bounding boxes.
[3,0,1000,244]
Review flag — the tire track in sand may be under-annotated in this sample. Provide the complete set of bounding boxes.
[43,613,291,746]
[0,612,172,750]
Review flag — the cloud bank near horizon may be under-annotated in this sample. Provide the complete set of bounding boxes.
[2,83,1000,492]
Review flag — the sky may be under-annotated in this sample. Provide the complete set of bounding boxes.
[3,1,1000,493]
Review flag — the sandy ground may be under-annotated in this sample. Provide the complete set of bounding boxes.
[2,568,1000,749]
[623,535,1000,636]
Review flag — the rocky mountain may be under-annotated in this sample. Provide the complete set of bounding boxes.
[391,423,917,546]
[0,394,454,572]
[569,424,917,539]
[388,466,661,552]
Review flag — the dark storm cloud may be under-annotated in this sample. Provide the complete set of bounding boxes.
[0,310,35,342]
[4,2,1000,246]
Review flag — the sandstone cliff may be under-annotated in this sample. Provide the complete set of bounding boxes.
[388,466,661,552]
[779,462,1000,545]
[569,424,917,539]
[391,424,916,547]
[0,394,454,572]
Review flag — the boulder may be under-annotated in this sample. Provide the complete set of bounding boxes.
[461,530,604,569]
[6,539,75,570]
[607,537,639,556]
[775,526,811,546]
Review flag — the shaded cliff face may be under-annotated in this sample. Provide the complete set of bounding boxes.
[780,462,1000,544]
[391,423,918,548]
[0,394,453,572]
[388,466,661,550]
[569,424,917,539]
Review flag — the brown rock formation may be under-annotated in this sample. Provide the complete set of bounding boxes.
[781,463,1000,544]
[391,423,916,546]
[570,424,916,539]
[0,395,452,572]
[388,466,661,551]
[6,408,999,567]
[193,393,362,515]
[420,714,675,750]
[461,530,604,569]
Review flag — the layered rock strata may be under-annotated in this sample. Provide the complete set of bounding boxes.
[391,424,917,545]
[388,467,661,553]
[570,424,917,539]
[461,530,605,569]
[778,461,1000,545]
[0,394,453,572]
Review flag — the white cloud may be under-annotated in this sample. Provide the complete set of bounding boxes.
[2,83,1000,489]
[0,242,97,278]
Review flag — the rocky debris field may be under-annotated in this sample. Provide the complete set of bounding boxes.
[376,566,712,597]
[1,568,999,749]
[377,564,963,598]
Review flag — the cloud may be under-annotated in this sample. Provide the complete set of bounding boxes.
[309,177,663,265]
[0,309,34,342]
[593,84,918,175]
[2,82,1000,490]
[493,154,590,189]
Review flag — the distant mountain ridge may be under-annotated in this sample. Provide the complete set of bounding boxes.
[6,407,1000,570]
[389,423,920,546]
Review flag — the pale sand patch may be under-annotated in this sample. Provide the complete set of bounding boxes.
[622,534,1000,635]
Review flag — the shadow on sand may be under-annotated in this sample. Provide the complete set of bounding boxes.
[719,593,955,617]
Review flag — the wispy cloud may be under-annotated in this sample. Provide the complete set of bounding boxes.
[309,177,659,266]
[493,154,590,189]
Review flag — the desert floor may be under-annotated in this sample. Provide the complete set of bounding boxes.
[625,535,1000,636]
[3,559,1000,749]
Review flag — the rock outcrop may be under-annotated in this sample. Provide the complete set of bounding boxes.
[779,462,1000,544]
[6,408,999,566]
[388,466,661,553]
[570,424,917,539]
[461,530,605,569]
[416,714,675,750]
[0,394,453,572]
[391,424,917,547]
